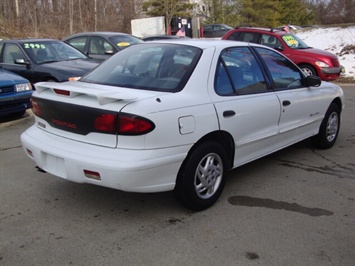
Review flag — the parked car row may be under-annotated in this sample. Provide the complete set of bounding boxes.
[0,32,185,118]
[0,30,345,210]
[0,27,343,119]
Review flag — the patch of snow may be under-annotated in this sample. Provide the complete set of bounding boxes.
[296,26,355,79]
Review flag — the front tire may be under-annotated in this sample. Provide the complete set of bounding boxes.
[311,103,340,149]
[174,142,227,211]
[299,64,317,77]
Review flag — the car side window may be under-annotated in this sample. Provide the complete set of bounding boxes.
[215,47,268,96]
[244,32,259,43]
[90,37,113,55]
[261,34,283,49]
[3,44,26,64]
[226,32,241,41]
[227,32,259,44]
[204,25,213,31]
[255,47,302,90]
[67,37,87,52]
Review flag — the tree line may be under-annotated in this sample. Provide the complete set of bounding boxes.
[0,0,354,39]
[197,0,355,27]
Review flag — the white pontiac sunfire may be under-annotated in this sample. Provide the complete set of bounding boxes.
[21,39,344,211]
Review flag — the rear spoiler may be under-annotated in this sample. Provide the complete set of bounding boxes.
[34,81,138,105]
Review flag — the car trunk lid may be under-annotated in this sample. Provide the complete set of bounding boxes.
[32,81,162,148]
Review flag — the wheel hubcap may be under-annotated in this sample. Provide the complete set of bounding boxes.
[302,68,313,76]
[326,111,338,142]
[194,153,223,199]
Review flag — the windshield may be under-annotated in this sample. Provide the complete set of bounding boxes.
[281,34,310,49]
[81,43,202,92]
[108,35,143,50]
[20,41,87,64]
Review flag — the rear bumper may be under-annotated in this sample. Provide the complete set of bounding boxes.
[21,125,189,193]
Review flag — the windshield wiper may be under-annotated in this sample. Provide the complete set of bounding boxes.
[40,60,59,64]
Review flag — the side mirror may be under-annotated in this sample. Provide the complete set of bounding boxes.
[104,49,114,55]
[303,75,321,87]
[274,46,285,51]
[15,58,28,65]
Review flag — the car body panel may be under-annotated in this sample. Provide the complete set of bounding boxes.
[21,40,344,194]
[0,69,33,117]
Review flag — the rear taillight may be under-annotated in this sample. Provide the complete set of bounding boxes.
[30,98,42,117]
[118,113,155,135]
[94,114,117,133]
[53,89,70,96]
[93,113,154,135]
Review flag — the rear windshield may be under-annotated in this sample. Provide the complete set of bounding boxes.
[81,43,202,92]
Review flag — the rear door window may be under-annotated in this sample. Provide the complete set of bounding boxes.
[226,31,259,44]
[89,37,113,55]
[66,37,87,53]
[215,47,268,95]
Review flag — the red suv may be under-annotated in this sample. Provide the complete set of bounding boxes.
[222,27,343,81]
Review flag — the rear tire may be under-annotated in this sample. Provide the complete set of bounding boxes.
[174,142,227,211]
[311,103,340,149]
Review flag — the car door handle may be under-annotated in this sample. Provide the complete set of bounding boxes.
[282,100,291,106]
[223,110,236,117]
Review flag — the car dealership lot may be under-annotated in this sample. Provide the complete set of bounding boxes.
[0,84,354,265]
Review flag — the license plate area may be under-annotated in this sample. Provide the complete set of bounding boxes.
[42,152,66,178]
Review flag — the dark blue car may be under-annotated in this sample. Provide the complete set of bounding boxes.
[0,69,33,117]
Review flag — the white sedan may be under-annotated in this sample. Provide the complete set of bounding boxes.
[21,40,344,211]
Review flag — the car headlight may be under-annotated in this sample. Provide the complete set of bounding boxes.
[315,61,330,68]
[16,83,32,92]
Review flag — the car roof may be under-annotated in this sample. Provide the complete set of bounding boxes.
[63,32,133,38]
[204,23,232,27]
[232,27,289,36]
[140,38,259,50]
[142,35,187,41]
[1,38,60,43]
